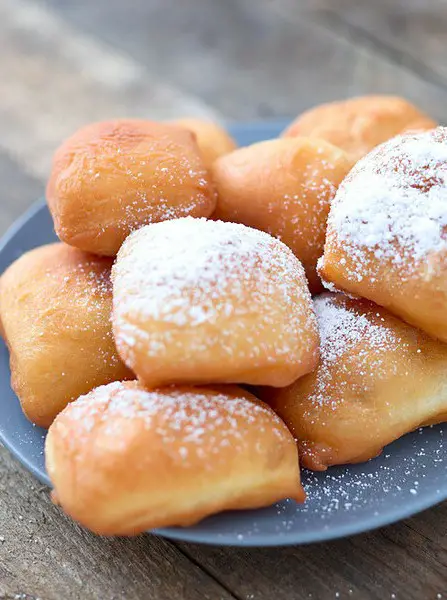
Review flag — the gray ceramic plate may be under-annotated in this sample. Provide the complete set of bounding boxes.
[0,122,446,547]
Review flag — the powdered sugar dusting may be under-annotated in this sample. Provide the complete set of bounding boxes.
[316,295,396,365]
[324,127,447,282]
[309,295,403,410]
[40,251,123,370]
[44,254,112,298]
[299,426,445,517]
[112,217,317,362]
[246,159,340,252]
[60,383,288,464]
[198,424,446,543]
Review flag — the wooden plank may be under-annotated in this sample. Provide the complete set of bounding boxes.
[1,0,445,184]
[0,150,42,234]
[28,0,447,126]
[0,0,220,180]
[178,504,447,600]
[311,0,447,86]
[1,2,447,599]
[0,447,235,600]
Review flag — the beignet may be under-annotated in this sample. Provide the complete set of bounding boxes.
[46,381,304,535]
[282,95,436,160]
[262,293,447,470]
[112,217,319,388]
[212,138,353,293]
[47,119,216,256]
[319,127,447,343]
[171,118,237,168]
[0,243,132,427]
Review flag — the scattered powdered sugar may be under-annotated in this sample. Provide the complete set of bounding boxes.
[316,295,396,366]
[112,217,316,361]
[309,295,405,410]
[300,427,444,517]
[44,252,112,310]
[246,157,340,252]
[61,131,214,240]
[325,127,447,281]
[40,251,122,369]
[61,383,287,464]
[206,425,446,543]
[115,160,212,232]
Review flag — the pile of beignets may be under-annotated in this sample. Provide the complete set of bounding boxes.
[2,95,447,536]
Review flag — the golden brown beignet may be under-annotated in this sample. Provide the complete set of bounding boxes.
[170,118,237,168]
[212,138,353,293]
[45,381,304,535]
[282,95,436,161]
[319,127,447,343]
[46,119,216,256]
[112,217,319,388]
[262,293,447,471]
[0,244,132,427]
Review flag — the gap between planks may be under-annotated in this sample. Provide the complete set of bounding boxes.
[309,8,447,94]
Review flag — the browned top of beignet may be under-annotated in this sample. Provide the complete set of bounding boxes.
[282,95,436,160]
[170,118,237,168]
[47,119,217,256]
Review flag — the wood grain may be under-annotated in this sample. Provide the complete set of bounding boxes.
[0,150,42,234]
[1,1,447,599]
[9,1,447,120]
[1,0,445,188]
[178,505,447,599]
[0,0,220,180]
[313,0,447,85]
[0,448,234,600]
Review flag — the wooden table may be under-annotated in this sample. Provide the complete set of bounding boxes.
[1,1,446,598]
